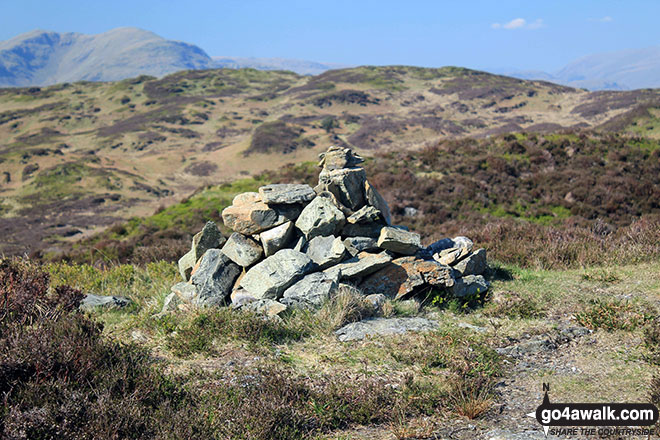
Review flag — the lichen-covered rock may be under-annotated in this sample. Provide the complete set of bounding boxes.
[360,256,454,300]
[295,196,345,239]
[343,236,379,257]
[317,167,367,211]
[347,206,382,224]
[335,317,439,342]
[190,249,242,307]
[306,235,346,269]
[240,249,314,299]
[280,271,339,310]
[365,180,392,225]
[377,227,421,255]
[259,183,316,205]
[453,248,488,276]
[80,294,131,311]
[260,221,294,257]
[222,232,263,267]
[324,250,392,280]
[450,275,489,298]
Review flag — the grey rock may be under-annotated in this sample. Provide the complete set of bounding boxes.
[232,192,261,205]
[80,294,131,311]
[240,249,314,299]
[335,317,439,342]
[222,232,263,267]
[324,251,393,280]
[364,294,387,313]
[221,201,279,235]
[230,289,258,306]
[343,236,379,256]
[259,183,316,204]
[364,180,392,225]
[317,167,367,211]
[192,221,225,261]
[457,322,487,333]
[306,235,346,269]
[295,195,345,239]
[347,206,381,224]
[453,248,488,276]
[260,221,294,257]
[433,246,471,265]
[377,227,421,255]
[292,234,306,252]
[403,207,418,217]
[190,249,242,307]
[450,274,489,298]
[161,292,181,313]
[171,282,197,302]
[281,271,339,310]
[178,250,196,281]
[452,236,474,252]
[341,222,383,238]
[240,299,288,317]
[419,236,474,259]
[318,146,364,171]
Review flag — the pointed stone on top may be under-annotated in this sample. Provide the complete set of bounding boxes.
[318,145,364,171]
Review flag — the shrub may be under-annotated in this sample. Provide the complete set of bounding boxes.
[576,298,653,331]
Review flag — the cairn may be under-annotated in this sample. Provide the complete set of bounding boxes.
[166,146,489,316]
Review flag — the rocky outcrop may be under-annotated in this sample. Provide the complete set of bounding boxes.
[169,145,490,317]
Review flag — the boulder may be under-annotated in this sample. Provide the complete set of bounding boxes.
[453,248,488,276]
[360,257,454,300]
[295,195,345,239]
[365,180,392,225]
[80,294,131,311]
[306,235,346,269]
[342,222,383,238]
[335,317,439,342]
[324,250,393,280]
[260,221,294,257]
[280,271,339,310]
[259,183,316,205]
[190,249,242,307]
[317,167,367,211]
[319,145,364,171]
[343,236,379,257]
[171,282,198,302]
[177,221,225,280]
[377,227,421,255]
[240,249,314,299]
[347,206,382,224]
[450,275,489,298]
[222,232,263,267]
[434,246,471,266]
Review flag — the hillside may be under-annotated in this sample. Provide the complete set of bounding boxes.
[2,65,660,256]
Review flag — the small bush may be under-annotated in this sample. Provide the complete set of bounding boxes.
[576,298,653,331]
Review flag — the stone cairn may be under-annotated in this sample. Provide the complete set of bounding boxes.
[166,146,489,316]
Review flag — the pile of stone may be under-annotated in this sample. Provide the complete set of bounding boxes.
[166,146,489,316]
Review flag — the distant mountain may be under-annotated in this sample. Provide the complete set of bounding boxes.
[0,28,212,87]
[212,56,348,76]
[0,28,346,87]
[503,46,660,91]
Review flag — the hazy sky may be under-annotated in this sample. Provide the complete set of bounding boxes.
[1,0,658,72]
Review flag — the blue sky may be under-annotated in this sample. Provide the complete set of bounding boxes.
[1,0,658,72]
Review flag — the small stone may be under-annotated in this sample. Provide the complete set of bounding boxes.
[161,292,181,313]
[343,236,379,257]
[260,221,294,257]
[178,251,196,281]
[233,192,261,206]
[306,235,346,269]
[240,249,314,299]
[377,227,421,255]
[450,275,489,298]
[230,288,258,306]
[241,299,288,317]
[221,232,263,267]
[324,250,393,280]
[259,183,316,204]
[190,249,242,307]
[295,195,345,239]
[342,222,383,238]
[280,272,339,310]
[420,236,473,259]
[434,246,471,266]
[364,294,387,313]
[79,294,131,311]
[365,180,392,225]
[335,317,439,342]
[192,221,225,260]
[347,206,382,224]
[453,248,488,276]
[292,235,306,252]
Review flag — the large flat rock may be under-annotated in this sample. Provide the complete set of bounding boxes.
[240,249,314,299]
[258,183,316,204]
[335,317,439,341]
[323,250,392,280]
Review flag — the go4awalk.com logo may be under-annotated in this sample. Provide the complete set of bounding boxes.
[527,384,659,437]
